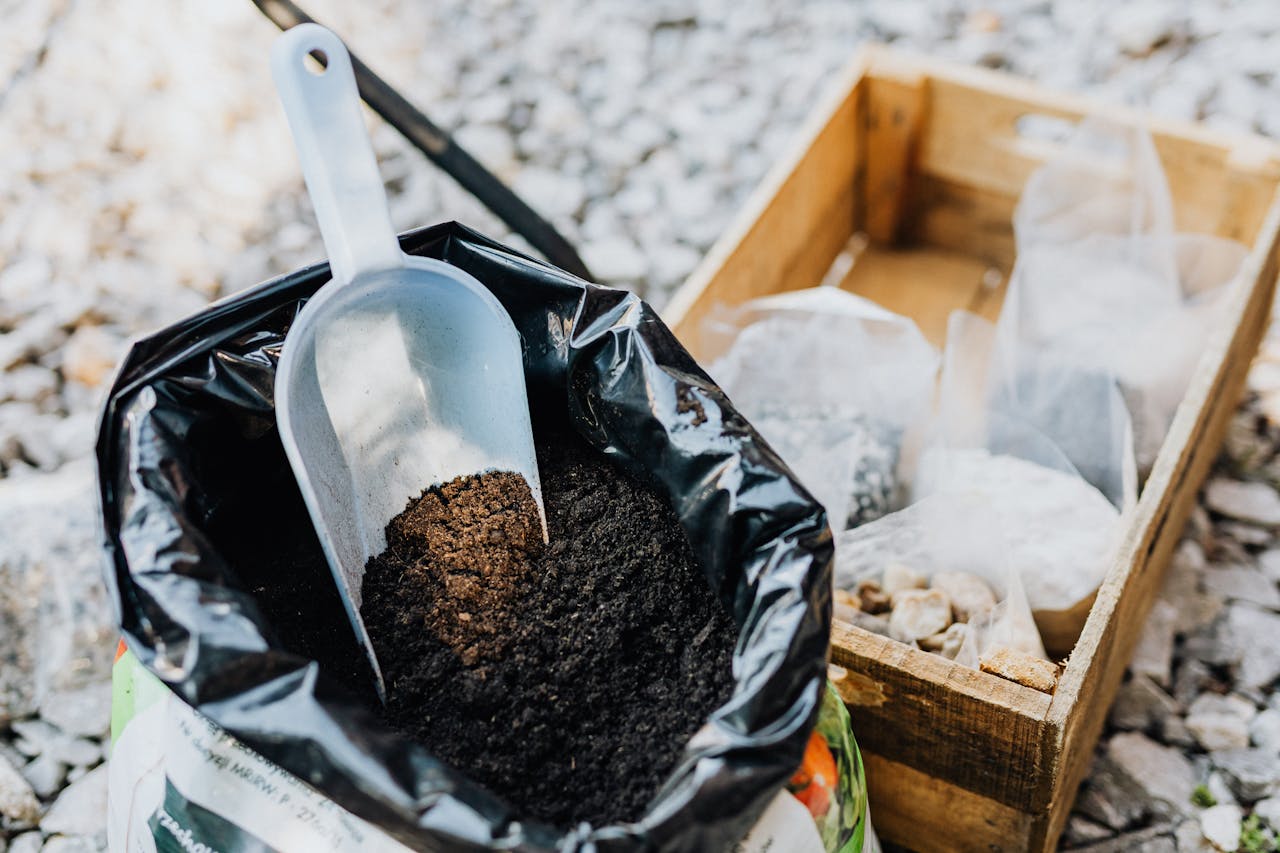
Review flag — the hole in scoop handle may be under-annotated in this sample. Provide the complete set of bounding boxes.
[271,24,403,283]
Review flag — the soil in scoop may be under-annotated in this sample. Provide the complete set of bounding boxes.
[360,420,738,828]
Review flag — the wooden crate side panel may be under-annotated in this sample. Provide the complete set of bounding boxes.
[1041,188,1280,850]
[665,57,867,352]
[907,175,1018,271]
[863,71,928,244]
[899,57,1280,246]
[862,751,1037,853]
[830,622,1051,812]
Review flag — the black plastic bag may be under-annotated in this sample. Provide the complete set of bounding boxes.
[98,222,832,852]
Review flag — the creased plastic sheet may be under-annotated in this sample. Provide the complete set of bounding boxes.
[96,222,833,852]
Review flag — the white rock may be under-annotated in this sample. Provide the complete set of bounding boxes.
[1250,709,1280,753]
[39,681,112,739]
[1188,713,1252,752]
[888,589,953,643]
[1255,796,1280,830]
[39,763,107,836]
[581,236,648,284]
[882,562,926,599]
[1189,694,1258,723]
[1105,1,1183,55]
[20,753,66,799]
[931,571,997,622]
[510,166,586,221]
[39,836,107,853]
[8,831,42,853]
[60,325,124,389]
[1205,479,1280,527]
[1199,803,1243,852]
[0,750,40,822]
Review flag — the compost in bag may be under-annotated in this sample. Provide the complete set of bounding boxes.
[362,419,737,827]
[98,223,834,852]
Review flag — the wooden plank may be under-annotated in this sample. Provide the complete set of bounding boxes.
[830,621,1051,812]
[1037,184,1280,851]
[863,71,927,244]
[665,53,868,351]
[835,243,999,347]
[865,46,1280,246]
[862,751,1037,853]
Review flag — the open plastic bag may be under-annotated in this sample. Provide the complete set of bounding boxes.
[98,223,849,852]
[834,491,1046,670]
[1002,117,1247,476]
[700,287,938,531]
[921,311,1126,655]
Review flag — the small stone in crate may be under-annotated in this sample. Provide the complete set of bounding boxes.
[889,589,953,643]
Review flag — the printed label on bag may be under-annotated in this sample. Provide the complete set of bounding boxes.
[109,650,412,853]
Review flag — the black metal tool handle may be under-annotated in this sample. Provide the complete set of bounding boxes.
[252,0,594,281]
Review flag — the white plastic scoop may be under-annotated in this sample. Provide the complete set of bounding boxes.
[271,24,543,701]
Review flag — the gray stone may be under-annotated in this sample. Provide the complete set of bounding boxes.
[1250,708,1280,753]
[1133,599,1180,686]
[1109,732,1197,818]
[1211,748,1280,802]
[1111,675,1179,732]
[1071,825,1176,853]
[1174,660,1216,708]
[1162,716,1198,749]
[1205,479,1280,527]
[39,763,106,836]
[1225,605,1280,688]
[1201,566,1280,610]
[1199,803,1243,852]
[1217,522,1274,547]
[1064,814,1115,847]
[0,751,40,823]
[1077,756,1150,830]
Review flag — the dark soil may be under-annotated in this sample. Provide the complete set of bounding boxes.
[360,421,738,829]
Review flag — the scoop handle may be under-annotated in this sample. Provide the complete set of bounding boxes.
[271,24,403,284]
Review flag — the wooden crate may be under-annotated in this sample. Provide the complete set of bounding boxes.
[662,46,1280,852]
